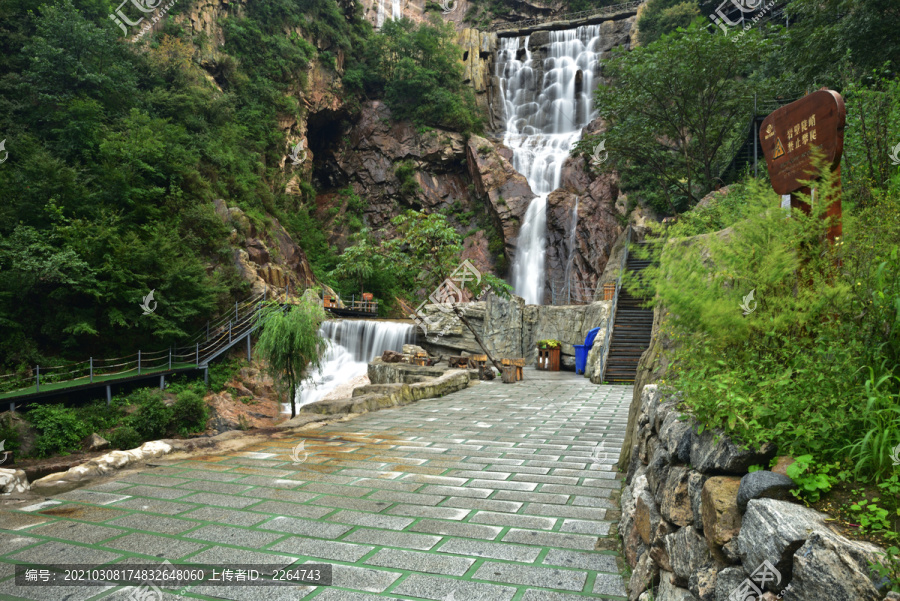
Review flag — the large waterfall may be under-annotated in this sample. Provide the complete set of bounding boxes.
[289,320,415,412]
[497,25,604,304]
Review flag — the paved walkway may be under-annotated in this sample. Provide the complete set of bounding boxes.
[0,370,631,601]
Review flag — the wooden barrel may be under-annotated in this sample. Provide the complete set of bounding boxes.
[502,365,517,383]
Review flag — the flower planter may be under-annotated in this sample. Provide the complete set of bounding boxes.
[536,347,560,371]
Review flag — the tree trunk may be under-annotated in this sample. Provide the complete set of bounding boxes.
[451,305,504,373]
[289,375,296,418]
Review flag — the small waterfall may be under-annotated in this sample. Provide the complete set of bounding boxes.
[392,0,401,20]
[376,0,385,28]
[497,25,603,304]
[376,0,400,28]
[289,320,415,412]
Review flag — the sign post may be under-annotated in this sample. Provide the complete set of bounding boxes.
[758,89,846,241]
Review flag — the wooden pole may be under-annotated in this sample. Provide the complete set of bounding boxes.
[451,305,504,373]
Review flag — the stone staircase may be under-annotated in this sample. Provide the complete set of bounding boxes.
[603,242,654,384]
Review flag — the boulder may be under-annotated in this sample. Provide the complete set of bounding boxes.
[646,445,672,502]
[626,443,642,485]
[82,433,110,452]
[0,468,29,494]
[659,466,694,527]
[714,566,748,601]
[688,563,718,601]
[659,411,693,464]
[737,499,826,590]
[381,350,404,363]
[789,531,885,601]
[621,474,649,567]
[688,471,709,532]
[665,526,711,587]
[627,551,658,601]
[658,570,700,601]
[690,428,776,475]
[635,488,661,545]
[402,344,427,356]
[736,470,795,512]
[701,476,743,548]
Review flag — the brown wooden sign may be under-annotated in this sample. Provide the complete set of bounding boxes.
[759,90,846,195]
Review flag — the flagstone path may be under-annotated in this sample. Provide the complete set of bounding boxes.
[0,370,631,601]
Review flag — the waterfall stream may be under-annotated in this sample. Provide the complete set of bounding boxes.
[287,320,415,413]
[496,25,603,304]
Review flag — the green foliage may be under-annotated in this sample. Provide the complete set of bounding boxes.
[537,339,562,349]
[358,17,481,132]
[330,231,386,296]
[254,299,328,417]
[661,183,754,238]
[0,414,21,454]
[636,0,700,46]
[27,404,89,458]
[106,426,142,450]
[585,22,772,213]
[386,210,463,293]
[207,357,249,393]
[171,390,208,435]
[133,390,173,440]
[785,455,835,503]
[843,366,900,481]
[395,162,421,198]
[871,546,900,592]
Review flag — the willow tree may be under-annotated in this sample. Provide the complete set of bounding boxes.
[254,298,328,418]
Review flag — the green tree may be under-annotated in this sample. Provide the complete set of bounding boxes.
[636,0,700,46]
[330,230,383,296]
[386,210,463,293]
[254,299,328,418]
[585,22,771,213]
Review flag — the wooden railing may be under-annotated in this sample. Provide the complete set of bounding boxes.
[490,0,644,33]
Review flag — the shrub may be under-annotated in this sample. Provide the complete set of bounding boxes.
[27,404,88,458]
[106,426,142,450]
[0,413,21,453]
[171,390,209,435]
[133,392,173,440]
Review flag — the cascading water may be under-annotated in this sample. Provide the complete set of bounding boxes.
[376,0,401,28]
[496,25,604,304]
[288,320,415,413]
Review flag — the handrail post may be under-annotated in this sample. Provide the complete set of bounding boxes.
[35,365,40,392]
[138,350,141,375]
[206,320,210,341]
[90,357,93,383]
[235,301,239,321]
[169,347,172,370]
[196,343,199,366]
[229,320,232,343]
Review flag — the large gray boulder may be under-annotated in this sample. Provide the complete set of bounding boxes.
[714,566,748,601]
[646,445,672,502]
[658,570,700,601]
[659,411,693,464]
[736,470,795,512]
[665,526,711,587]
[737,499,825,590]
[789,531,886,601]
[659,466,694,527]
[628,550,658,601]
[690,428,776,475]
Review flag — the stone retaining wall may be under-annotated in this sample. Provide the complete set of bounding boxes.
[620,384,892,601]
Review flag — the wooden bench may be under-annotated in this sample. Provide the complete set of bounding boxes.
[501,358,525,381]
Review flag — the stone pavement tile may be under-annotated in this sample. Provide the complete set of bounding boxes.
[0,579,113,601]
[448,469,512,480]
[309,588,396,600]
[364,548,475,576]
[468,479,537,491]
[473,561,587,591]
[0,560,15,579]
[436,538,542,563]
[0,532,40,554]
[176,492,261,508]
[391,573,517,601]
[176,469,243,482]
[239,488,319,503]
[185,546,298,569]
[560,519,611,536]
[83,481,133,492]
[523,503,607,521]
[267,538,374,562]
[347,478,423,493]
[176,480,254,495]
[386,504,471,521]
[0,510,51,531]
[35,504,130,523]
[180,506,273,526]
[111,485,193,500]
[440,497,522,514]
[100,532,207,559]
[258,516,352,539]
[6,540,121,565]
[521,589,604,601]
[409,519,502,541]
[489,465,550,475]
[326,510,414,531]
[492,490,570,505]
[420,485,493,499]
[399,474,467,486]
[469,511,556,530]
[540,484,613,498]
[511,473,579,486]
[593,572,628,597]
[307,496,392,513]
[572,496,617,509]
[110,498,195,515]
[26,520,126,544]
[326,563,403,593]
[343,528,442,551]
[543,549,619,572]
[502,528,598,551]
[52,490,133,505]
[368,490,447,506]
[166,583,313,601]
[183,524,285,548]
[299,482,373,497]
[117,474,192,487]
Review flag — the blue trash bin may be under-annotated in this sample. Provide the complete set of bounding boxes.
[574,345,588,375]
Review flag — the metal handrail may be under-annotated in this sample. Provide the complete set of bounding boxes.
[491,0,643,32]
[597,225,632,382]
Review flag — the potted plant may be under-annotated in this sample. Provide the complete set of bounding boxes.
[536,339,562,371]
